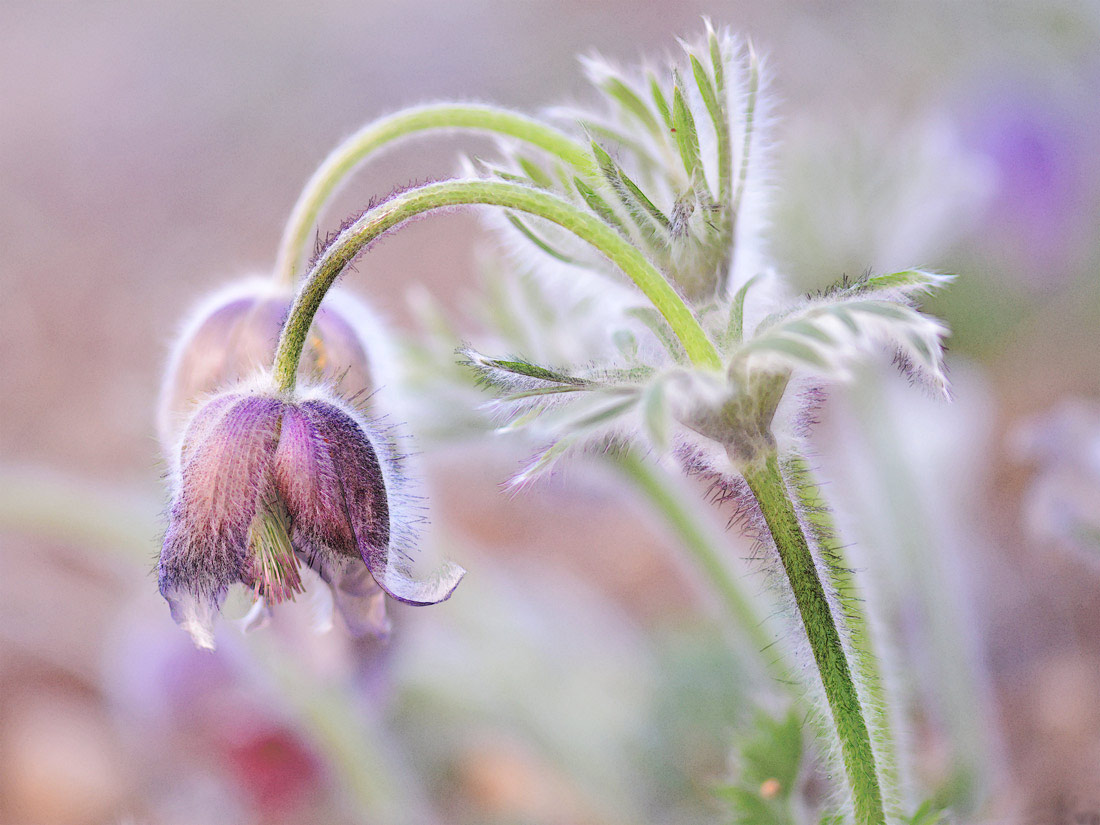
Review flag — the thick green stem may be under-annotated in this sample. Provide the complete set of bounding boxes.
[792,456,902,807]
[273,179,722,390]
[742,452,886,825]
[273,104,599,285]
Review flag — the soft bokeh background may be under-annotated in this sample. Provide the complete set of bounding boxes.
[2,1,1100,823]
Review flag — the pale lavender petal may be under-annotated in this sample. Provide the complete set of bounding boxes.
[304,553,390,639]
[158,297,254,448]
[308,305,374,398]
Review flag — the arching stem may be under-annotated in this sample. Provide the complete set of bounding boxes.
[273,104,599,285]
[272,179,721,390]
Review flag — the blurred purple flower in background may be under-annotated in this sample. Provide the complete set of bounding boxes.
[1015,399,1100,555]
[961,80,1097,288]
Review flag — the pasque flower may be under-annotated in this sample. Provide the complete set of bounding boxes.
[157,277,382,453]
[159,379,464,649]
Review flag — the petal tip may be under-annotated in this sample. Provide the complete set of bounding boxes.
[166,589,220,651]
[375,559,466,606]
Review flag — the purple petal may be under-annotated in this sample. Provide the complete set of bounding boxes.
[159,394,286,615]
[287,399,464,606]
[272,405,358,555]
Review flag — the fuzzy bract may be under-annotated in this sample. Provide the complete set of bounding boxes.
[449,26,954,488]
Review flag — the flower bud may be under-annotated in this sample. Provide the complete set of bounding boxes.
[159,381,464,649]
[157,277,384,454]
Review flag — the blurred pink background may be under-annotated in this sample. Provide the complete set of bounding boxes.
[2,2,1100,823]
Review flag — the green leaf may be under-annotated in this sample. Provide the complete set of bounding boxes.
[589,140,618,178]
[512,434,579,485]
[904,800,946,825]
[831,269,956,299]
[496,407,545,432]
[459,348,591,389]
[690,53,720,126]
[692,51,731,204]
[649,73,673,130]
[746,336,829,369]
[502,385,593,402]
[477,159,531,184]
[573,176,627,232]
[827,303,862,334]
[618,169,673,232]
[784,319,836,344]
[483,359,587,385]
[591,141,671,236]
[515,155,555,189]
[726,274,760,345]
[578,119,654,160]
[612,328,638,360]
[847,302,916,321]
[642,378,670,451]
[671,81,702,178]
[504,212,579,264]
[714,709,805,825]
[601,76,662,136]
[707,21,725,97]
[738,709,803,791]
[568,394,639,429]
[627,306,689,365]
[731,41,760,218]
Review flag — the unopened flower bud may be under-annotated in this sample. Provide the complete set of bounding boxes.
[159,380,464,649]
[157,277,383,453]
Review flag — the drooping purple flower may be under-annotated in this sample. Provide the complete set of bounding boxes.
[159,384,464,649]
[157,277,385,453]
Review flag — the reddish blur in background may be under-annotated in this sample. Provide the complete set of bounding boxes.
[2,2,1100,824]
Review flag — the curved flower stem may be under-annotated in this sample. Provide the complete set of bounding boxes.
[273,179,722,390]
[792,456,902,807]
[273,104,599,286]
[741,451,886,825]
[610,449,792,684]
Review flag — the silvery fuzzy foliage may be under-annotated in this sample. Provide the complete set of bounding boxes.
[457,24,954,485]
[159,378,464,649]
[157,277,387,457]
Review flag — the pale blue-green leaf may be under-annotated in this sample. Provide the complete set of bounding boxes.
[627,306,689,365]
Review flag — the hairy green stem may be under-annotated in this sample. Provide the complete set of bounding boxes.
[273,104,599,285]
[742,452,886,825]
[273,179,722,390]
[793,456,902,806]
